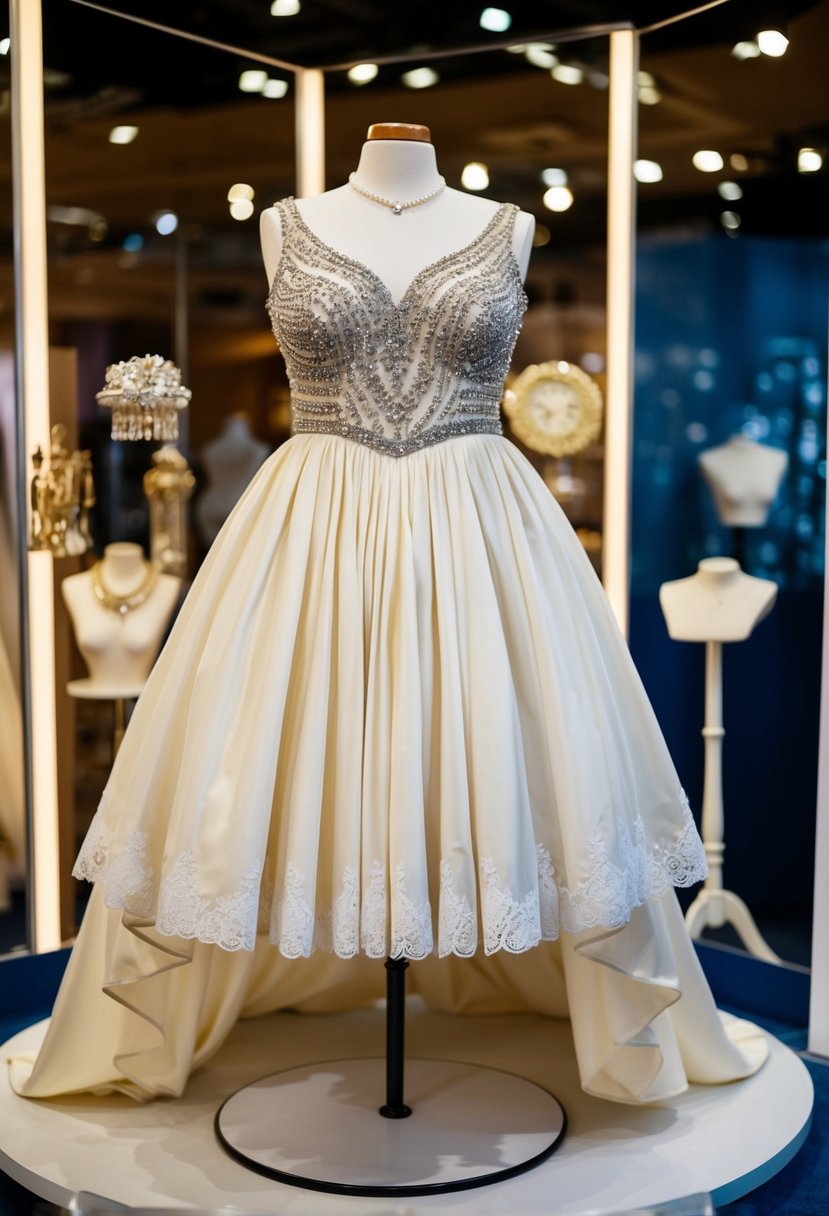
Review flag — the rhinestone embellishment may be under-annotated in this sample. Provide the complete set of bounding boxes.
[266,196,528,458]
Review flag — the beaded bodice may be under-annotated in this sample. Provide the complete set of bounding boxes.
[266,197,527,457]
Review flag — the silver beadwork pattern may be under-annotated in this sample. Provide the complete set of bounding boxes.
[266,197,528,458]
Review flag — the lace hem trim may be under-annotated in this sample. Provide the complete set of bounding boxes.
[73,791,706,956]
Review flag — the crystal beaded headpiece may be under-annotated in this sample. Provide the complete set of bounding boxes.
[96,354,192,442]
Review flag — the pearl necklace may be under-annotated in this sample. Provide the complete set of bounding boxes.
[91,559,158,616]
[348,172,446,216]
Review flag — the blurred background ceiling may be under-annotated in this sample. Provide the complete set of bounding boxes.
[0,0,825,325]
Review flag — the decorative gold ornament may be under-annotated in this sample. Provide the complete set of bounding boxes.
[96,354,191,442]
[143,445,196,577]
[503,360,603,457]
[91,559,158,616]
[29,424,95,556]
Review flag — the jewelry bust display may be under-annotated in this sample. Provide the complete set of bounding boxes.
[62,543,182,698]
[659,556,777,643]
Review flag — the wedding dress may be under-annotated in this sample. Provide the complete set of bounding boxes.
[11,197,767,1103]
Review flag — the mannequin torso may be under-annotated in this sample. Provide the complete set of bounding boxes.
[659,557,777,643]
[63,543,181,697]
[196,414,270,546]
[698,436,788,527]
[260,135,535,300]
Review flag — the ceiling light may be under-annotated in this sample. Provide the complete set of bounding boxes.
[239,70,268,93]
[756,29,788,57]
[718,181,743,201]
[461,162,489,191]
[480,7,511,32]
[633,159,663,183]
[227,183,254,202]
[348,63,378,85]
[0,38,10,55]
[721,210,741,231]
[533,223,551,247]
[588,70,609,88]
[109,125,138,145]
[798,147,823,173]
[730,153,749,172]
[638,85,662,104]
[543,185,573,212]
[637,70,655,86]
[262,78,289,98]
[692,150,724,173]
[401,67,439,89]
[524,45,558,69]
[230,199,255,221]
[551,63,583,85]
[271,0,300,13]
[122,233,143,252]
[153,210,178,236]
[731,40,761,59]
[541,167,568,187]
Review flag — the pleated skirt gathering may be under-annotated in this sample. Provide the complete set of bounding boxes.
[9,433,768,1103]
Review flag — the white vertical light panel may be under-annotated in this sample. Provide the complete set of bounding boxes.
[10,0,62,951]
[603,29,639,636]
[295,69,325,198]
[809,347,829,1058]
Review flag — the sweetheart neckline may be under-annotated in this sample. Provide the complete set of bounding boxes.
[272,196,518,312]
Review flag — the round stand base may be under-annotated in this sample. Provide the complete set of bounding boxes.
[215,1057,566,1196]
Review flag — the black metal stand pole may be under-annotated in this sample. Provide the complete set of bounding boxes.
[379,957,412,1119]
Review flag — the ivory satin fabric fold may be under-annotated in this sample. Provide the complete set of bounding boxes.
[10,434,767,1104]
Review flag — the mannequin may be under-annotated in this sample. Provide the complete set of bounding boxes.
[698,435,788,528]
[196,413,269,547]
[259,122,535,297]
[659,556,777,643]
[62,543,181,699]
[660,557,780,962]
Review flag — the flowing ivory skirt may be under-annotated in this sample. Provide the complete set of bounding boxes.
[10,434,767,1101]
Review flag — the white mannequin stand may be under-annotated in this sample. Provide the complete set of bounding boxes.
[227,126,561,1198]
[660,557,781,963]
[699,436,788,528]
[62,543,181,754]
[196,414,269,548]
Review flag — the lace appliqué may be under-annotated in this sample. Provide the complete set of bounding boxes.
[558,792,708,934]
[73,791,705,956]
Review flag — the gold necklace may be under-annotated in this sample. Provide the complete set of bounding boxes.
[91,559,158,616]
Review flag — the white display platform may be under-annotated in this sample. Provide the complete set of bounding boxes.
[0,1002,813,1214]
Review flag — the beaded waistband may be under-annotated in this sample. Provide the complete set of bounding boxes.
[292,416,504,457]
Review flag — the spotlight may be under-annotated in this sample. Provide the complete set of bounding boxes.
[718,181,743,200]
[271,0,300,13]
[109,125,139,145]
[122,233,143,252]
[692,150,724,173]
[798,148,823,173]
[543,185,573,212]
[239,70,268,93]
[730,153,749,172]
[0,38,9,55]
[227,183,254,202]
[262,78,289,98]
[731,41,761,59]
[638,86,662,104]
[461,163,489,191]
[480,8,511,32]
[348,63,378,85]
[153,210,178,236]
[633,159,663,183]
[756,29,788,57]
[402,67,439,89]
[524,45,557,69]
[541,167,567,187]
[230,199,255,221]
[533,224,551,247]
[721,211,741,231]
[551,63,583,85]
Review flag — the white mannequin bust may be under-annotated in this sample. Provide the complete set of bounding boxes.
[62,542,181,698]
[698,435,788,527]
[659,557,777,643]
[196,413,270,547]
[259,122,535,298]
